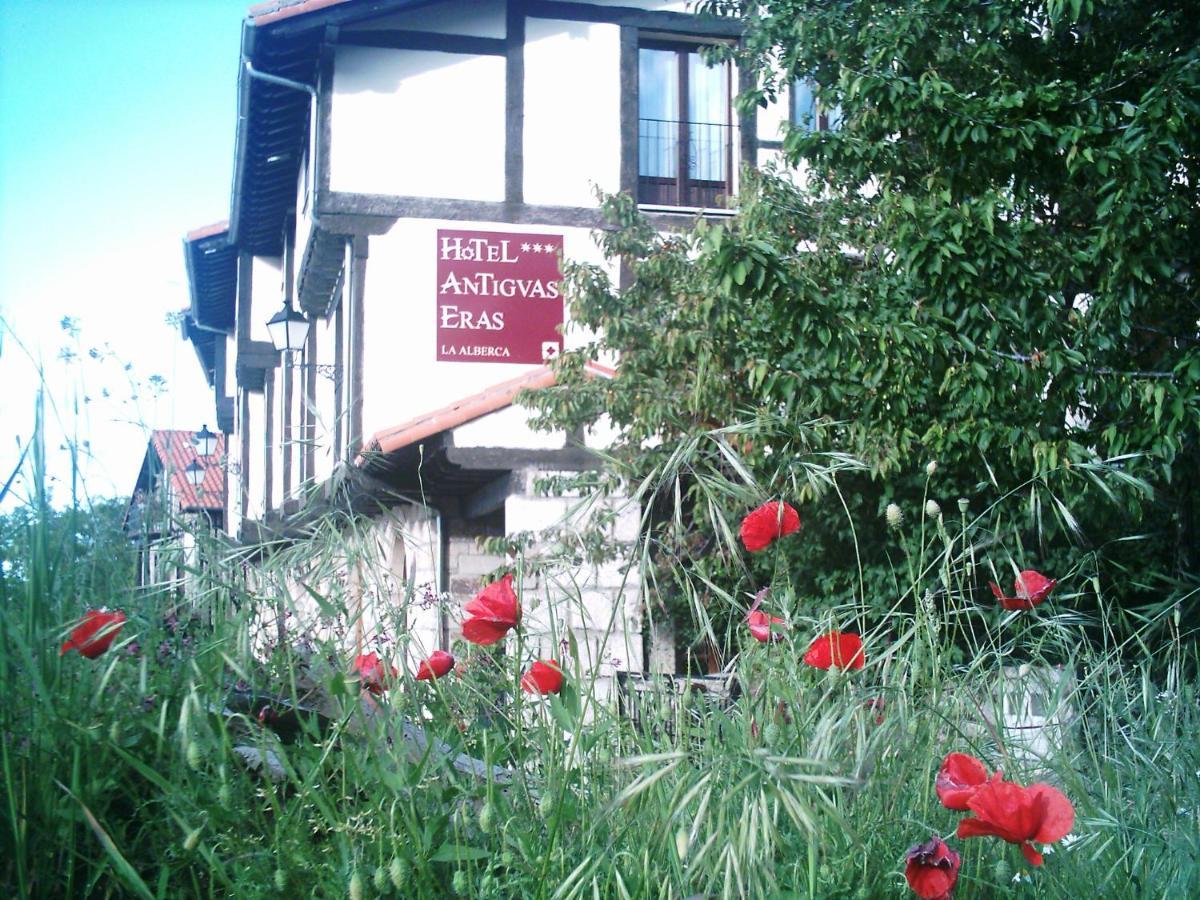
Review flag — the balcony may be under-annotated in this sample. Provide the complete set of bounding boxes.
[638,117,732,209]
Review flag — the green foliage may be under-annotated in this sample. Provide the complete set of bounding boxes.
[526,0,1200,642]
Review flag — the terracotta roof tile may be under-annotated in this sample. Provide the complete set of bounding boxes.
[149,430,226,511]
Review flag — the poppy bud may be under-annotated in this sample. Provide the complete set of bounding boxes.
[373,865,388,892]
[538,792,554,820]
[674,828,689,861]
[886,503,903,528]
[388,857,408,891]
[925,500,941,519]
[958,497,969,513]
[926,460,938,477]
[451,869,469,895]
[183,826,202,853]
[186,740,203,771]
[109,721,120,744]
[274,868,287,891]
[349,870,364,900]
[218,784,232,807]
[479,801,495,834]
[500,850,515,868]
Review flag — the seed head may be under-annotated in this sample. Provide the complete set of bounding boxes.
[349,870,363,900]
[925,499,941,519]
[274,868,287,891]
[925,460,938,477]
[183,826,202,853]
[452,869,469,896]
[958,497,969,514]
[886,503,903,528]
[373,865,388,893]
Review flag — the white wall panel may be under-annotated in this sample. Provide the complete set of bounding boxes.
[523,18,621,207]
[356,0,506,39]
[330,47,505,201]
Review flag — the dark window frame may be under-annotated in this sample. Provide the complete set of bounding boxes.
[637,39,734,209]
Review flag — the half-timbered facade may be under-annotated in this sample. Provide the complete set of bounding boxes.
[181,0,808,678]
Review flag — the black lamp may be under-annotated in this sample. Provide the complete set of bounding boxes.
[184,460,205,488]
[266,301,311,353]
[193,424,218,457]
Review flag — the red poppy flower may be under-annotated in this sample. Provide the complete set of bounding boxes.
[60,609,126,659]
[936,752,990,811]
[747,609,786,643]
[955,778,1075,866]
[739,501,801,553]
[802,630,865,670]
[904,836,961,900]
[520,659,563,695]
[415,650,455,681]
[989,569,1057,611]
[352,652,397,695]
[462,574,521,645]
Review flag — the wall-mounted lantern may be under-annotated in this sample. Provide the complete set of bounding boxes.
[266,300,311,354]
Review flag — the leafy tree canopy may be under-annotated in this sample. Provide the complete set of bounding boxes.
[527,0,1199,651]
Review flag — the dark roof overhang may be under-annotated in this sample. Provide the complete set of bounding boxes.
[231,0,439,257]
[183,222,237,333]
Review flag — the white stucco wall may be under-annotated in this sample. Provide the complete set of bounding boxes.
[358,217,615,440]
[452,405,567,449]
[329,46,506,201]
[249,257,283,345]
[523,18,621,207]
[245,390,266,522]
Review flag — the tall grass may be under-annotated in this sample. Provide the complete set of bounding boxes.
[2,409,1198,898]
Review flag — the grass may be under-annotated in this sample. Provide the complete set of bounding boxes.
[2,411,1198,898]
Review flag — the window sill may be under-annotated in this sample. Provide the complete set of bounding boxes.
[637,203,738,217]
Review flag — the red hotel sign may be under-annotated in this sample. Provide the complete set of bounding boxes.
[436,228,564,364]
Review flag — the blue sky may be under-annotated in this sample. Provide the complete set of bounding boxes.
[0,0,250,505]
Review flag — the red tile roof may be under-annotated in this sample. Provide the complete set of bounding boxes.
[149,430,226,511]
[357,361,615,463]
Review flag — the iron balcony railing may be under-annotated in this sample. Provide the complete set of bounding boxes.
[638,117,733,208]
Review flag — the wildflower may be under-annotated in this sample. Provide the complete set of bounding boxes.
[925,499,941,519]
[802,630,865,671]
[186,740,203,771]
[352,652,397,695]
[989,569,1057,611]
[183,825,202,853]
[349,870,364,900]
[462,574,521,645]
[60,609,126,658]
[739,500,801,552]
[936,753,990,811]
[521,659,564,695]
[415,650,455,681]
[886,503,904,528]
[926,460,938,477]
[904,836,961,900]
[747,609,786,643]
[373,866,388,892]
[956,779,1075,866]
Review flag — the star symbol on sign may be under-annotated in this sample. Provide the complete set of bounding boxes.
[533,243,544,253]
[520,243,531,252]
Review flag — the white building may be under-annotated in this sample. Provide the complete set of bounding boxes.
[181,0,820,678]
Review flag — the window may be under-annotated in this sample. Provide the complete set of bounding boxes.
[638,44,732,208]
[792,78,842,132]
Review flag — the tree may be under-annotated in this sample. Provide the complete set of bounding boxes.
[527,0,1199,648]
